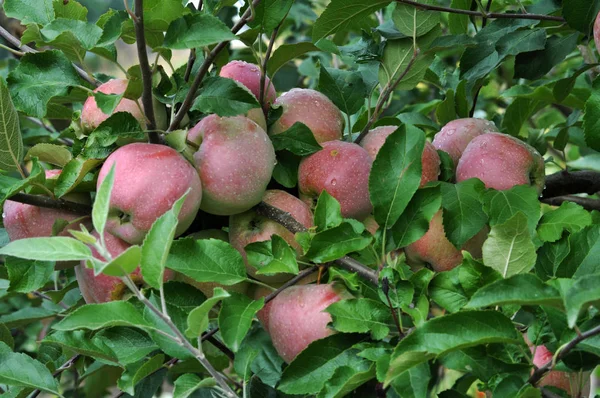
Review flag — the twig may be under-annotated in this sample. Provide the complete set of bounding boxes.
[541,196,600,211]
[381,278,402,336]
[264,266,321,302]
[32,291,69,310]
[9,193,92,214]
[167,0,261,132]
[254,202,379,285]
[206,335,235,360]
[543,170,600,198]
[394,0,565,22]
[529,324,600,386]
[133,0,159,143]
[470,0,494,116]
[183,49,196,83]
[29,355,80,398]
[355,50,419,144]
[0,26,99,87]
[259,24,281,111]
[540,388,564,398]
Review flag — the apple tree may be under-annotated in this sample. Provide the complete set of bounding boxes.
[0,0,599,396]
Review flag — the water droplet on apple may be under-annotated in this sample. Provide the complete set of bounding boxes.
[331,179,337,186]
[446,129,456,136]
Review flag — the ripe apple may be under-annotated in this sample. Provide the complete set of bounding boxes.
[432,118,498,167]
[81,79,167,131]
[530,344,590,396]
[3,170,90,240]
[456,132,545,193]
[595,12,600,55]
[298,141,372,220]
[189,115,275,216]
[405,210,488,272]
[269,88,344,143]
[97,143,202,245]
[75,231,174,303]
[219,60,277,110]
[229,189,314,282]
[262,283,347,363]
[360,125,441,187]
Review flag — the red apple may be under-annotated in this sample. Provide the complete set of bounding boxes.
[530,344,590,396]
[360,125,441,187]
[97,143,202,245]
[262,283,347,363]
[432,118,498,167]
[219,60,277,110]
[595,11,600,55]
[229,189,314,282]
[75,231,173,303]
[189,115,275,216]
[269,88,344,143]
[298,141,372,220]
[456,132,545,193]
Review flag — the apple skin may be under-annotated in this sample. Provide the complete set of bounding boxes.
[432,118,498,167]
[269,88,344,143]
[261,283,347,363]
[3,170,90,240]
[97,143,202,245]
[530,344,590,396]
[298,141,373,220]
[80,79,167,131]
[405,210,488,272]
[595,12,600,55]
[360,125,441,187]
[229,189,314,283]
[219,60,277,110]
[456,132,545,193]
[189,115,275,216]
[75,231,174,303]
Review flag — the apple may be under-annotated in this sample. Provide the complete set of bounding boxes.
[595,11,600,55]
[360,125,441,187]
[229,189,314,282]
[530,344,590,396]
[405,210,488,272]
[219,60,277,110]
[456,132,545,193]
[189,115,275,216]
[432,118,498,167]
[3,170,90,240]
[80,79,167,131]
[97,143,202,245]
[298,141,372,220]
[262,283,348,363]
[75,231,174,303]
[269,88,344,143]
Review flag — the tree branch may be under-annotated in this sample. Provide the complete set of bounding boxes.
[9,193,92,215]
[0,25,99,87]
[133,0,159,143]
[259,24,281,112]
[541,195,600,211]
[542,171,600,198]
[528,324,600,386]
[394,0,565,22]
[167,0,261,132]
[183,49,196,83]
[254,202,379,285]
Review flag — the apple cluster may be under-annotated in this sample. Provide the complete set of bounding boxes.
[2,60,550,368]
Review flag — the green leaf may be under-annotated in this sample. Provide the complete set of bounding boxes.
[185,287,230,338]
[54,0,88,20]
[312,0,391,42]
[536,237,570,280]
[249,0,294,34]
[34,18,103,61]
[118,354,165,395]
[392,0,439,37]
[5,257,54,293]
[219,293,265,352]
[0,324,14,351]
[163,14,236,49]
[318,67,366,116]
[385,311,520,385]
[234,328,283,387]
[482,212,537,278]
[514,34,579,80]
[562,0,600,33]
[191,76,260,117]
[558,226,600,278]
[94,245,141,277]
[314,190,344,232]
[267,42,320,76]
[93,163,115,241]
[0,78,23,173]
[272,150,300,188]
[44,330,118,363]
[278,333,367,394]
[270,122,323,156]
[564,273,600,328]
[3,0,54,25]
[306,222,372,263]
[0,306,58,328]
[55,156,103,197]
[7,51,80,118]
[537,201,592,243]
[173,374,215,398]
[429,265,470,313]
[483,185,541,237]
[53,301,151,331]
[389,362,430,398]
[167,238,247,285]
[369,125,425,229]
[0,341,60,395]
[465,274,562,309]
[448,0,470,34]
[0,237,92,262]
[441,179,488,248]
[583,78,600,152]
[245,235,299,276]
[142,191,188,289]
[95,327,158,365]
[318,361,375,398]
[25,144,72,167]
[326,298,393,340]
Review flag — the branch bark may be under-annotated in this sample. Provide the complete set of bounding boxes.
[542,171,600,198]
[541,196,600,211]
[133,0,159,143]
[9,193,92,214]
[259,23,281,112]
